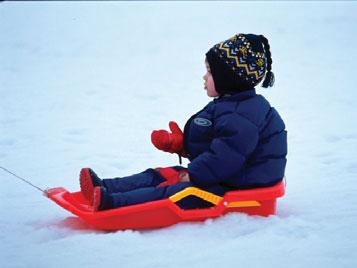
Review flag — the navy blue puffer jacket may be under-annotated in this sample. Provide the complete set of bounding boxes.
[183,89,287,189]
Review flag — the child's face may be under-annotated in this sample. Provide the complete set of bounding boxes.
[203,60,219,97]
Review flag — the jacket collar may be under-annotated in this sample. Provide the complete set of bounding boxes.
[215,88,256,102]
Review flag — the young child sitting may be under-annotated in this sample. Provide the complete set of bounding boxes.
[79,33,287,211]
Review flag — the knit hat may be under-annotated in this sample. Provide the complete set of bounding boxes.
[206,33,275,94]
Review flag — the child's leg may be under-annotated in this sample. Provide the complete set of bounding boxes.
[108,182,191,208]
[106,182,227,209]
[102,168,165,194]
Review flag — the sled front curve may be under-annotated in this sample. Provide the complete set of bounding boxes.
[46,181,285,231]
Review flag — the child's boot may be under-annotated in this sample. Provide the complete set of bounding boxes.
[92,186,113,211]
[79,168,103,203]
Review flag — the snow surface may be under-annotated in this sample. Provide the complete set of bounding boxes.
[1,1,357,268]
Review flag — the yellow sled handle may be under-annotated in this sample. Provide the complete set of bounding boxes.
[169,187,223,205]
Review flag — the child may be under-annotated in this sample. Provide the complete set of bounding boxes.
[79,33,287,211]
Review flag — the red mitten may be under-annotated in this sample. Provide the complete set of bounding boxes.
[151,121,184,154]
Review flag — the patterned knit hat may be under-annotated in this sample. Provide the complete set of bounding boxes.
[206,33,275,94]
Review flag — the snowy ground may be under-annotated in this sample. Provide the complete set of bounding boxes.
[1,1,357,268]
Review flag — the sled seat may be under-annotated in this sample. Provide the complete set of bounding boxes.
[46,181,285,231]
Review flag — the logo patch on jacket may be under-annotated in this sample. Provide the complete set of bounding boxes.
[194,118,212,127]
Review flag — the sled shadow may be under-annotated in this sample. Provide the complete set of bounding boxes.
[53,216,105,232]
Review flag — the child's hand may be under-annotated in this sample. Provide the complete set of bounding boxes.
[179,171,190,182]
[156,167,189,187]
[151,121,184,154]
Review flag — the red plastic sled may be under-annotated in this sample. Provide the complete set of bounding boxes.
[46,181,285,231]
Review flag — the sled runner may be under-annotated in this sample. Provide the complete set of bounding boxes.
[46,181,285,231]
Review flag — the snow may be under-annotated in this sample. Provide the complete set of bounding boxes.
[1,1,357,268]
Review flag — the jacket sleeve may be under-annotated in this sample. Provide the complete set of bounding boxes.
[188,112,259,187]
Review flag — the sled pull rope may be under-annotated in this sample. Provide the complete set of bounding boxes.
[0,166,46,194]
